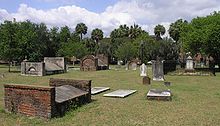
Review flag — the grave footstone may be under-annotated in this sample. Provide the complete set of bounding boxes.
[131,63,137,70]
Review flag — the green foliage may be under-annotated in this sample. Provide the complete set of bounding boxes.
[57,38,88,59]
[0,20,21,62]
[115,41,137,62]
[168,19,188,42]
[179,11,220,60]
[60,26,71,43]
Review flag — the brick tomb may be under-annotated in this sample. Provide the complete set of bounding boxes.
[4,78,91,119]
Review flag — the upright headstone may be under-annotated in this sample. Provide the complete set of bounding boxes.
[152,59,164,81]
[131,62,137,70]
[185,56,194,72]
[117,60,123,68]
[125,63,128,70]
[140,63,147,77]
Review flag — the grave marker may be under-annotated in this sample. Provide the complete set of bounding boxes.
[103,89,136,98]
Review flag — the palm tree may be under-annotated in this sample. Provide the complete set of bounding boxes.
[129,24,142,39]
[154,24,166,40]
[91,28,104,54]
[91,28,103,44]
[75,23,88,40]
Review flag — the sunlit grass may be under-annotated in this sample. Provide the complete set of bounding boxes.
[0,65,220,126]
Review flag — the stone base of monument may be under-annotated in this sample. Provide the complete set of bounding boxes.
[147,89,171,101]
[184,69,195,73]
[164,82,171,86]
[143,76,150,85]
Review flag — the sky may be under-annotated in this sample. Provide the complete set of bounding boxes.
[0,0,220,36]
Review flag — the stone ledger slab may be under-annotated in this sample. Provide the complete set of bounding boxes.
[147,89,171,101]
[55,85,88,103]
[91,87,110,95]
[103,89,137,98]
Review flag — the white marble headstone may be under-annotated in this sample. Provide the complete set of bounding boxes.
[140,63,147,76]
[186,56,194,70]
[103,89,137,98]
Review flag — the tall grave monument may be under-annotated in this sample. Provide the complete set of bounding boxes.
[152,57,164,81]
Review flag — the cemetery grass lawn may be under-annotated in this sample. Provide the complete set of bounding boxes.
[1,65,220,126]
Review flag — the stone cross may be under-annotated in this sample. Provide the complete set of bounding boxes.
[140,63,147,76]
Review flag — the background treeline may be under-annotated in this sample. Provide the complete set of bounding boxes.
[0,11,220,65]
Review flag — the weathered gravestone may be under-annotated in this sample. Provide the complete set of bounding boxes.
[147,89,171,101]
[21,62,45,76]
[103,89,137,98]
[152,59,164,81]
[128,60,137,70]
[80,54,109,71]
[185,56,194,72]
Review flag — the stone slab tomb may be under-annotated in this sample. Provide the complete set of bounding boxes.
[21,57,66,76]
[44,57,66,74]
[103,89,137,98]
[147,89,171,101]
[91,87,110,95]
[80,54,109,71]
[4,78,91,119]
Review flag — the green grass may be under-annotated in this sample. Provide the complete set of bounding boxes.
[0,65,220,126]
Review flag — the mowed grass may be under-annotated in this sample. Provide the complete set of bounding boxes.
[0,65,220,126]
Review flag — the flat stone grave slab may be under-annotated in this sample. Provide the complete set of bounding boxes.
[91,87,110,95]
[147,89,171,101]
[103,89,137,98]
[55,85,88,103]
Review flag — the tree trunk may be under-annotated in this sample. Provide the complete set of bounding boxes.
[8,61,11,72]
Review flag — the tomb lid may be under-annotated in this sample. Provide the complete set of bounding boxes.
[45,63,63,71]
[91,87,110,95]
[55,85,88,103]
[103,89,136,98]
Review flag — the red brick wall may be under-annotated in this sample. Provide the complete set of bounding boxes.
[4,84,56,119]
